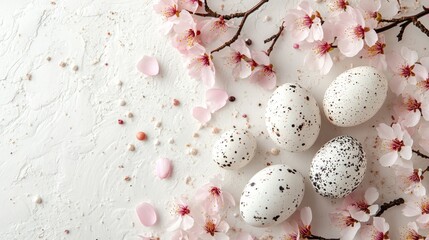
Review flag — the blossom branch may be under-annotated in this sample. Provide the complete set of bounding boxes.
[193,1,246,20]
[413,149,429,159]
[375,198,405,217]
[375,6,429,41]
[423,166,429,175]
[308,235,339,240]
[265,22,285,56]
[210,0,270,54]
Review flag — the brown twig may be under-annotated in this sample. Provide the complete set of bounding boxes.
[193,2,246,20]
[413,149,429,159]
[375,6,429,41]
[308,235,339,240]
[375,198,405,217]
[210,0,270,54]
[266,23,285,56]
[422,166,429,175]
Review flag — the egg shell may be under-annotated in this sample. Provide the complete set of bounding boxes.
[265,83,321,152]
[212,129,257,170]
[240,164,305,227]
[309,135,367,199]
[323,66,388,127]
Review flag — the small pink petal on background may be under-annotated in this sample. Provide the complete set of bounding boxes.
[206,88,228,113]
[137,56,159,76]
[136,202,157,226]
[192,106,211,124]
[156,158,173,179]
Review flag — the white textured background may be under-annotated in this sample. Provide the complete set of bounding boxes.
[1,0,428,239]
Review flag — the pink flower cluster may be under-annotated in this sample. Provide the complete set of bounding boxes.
[375,47,429,198]
[154,0,278,123]
[285,0,399,75]
[164,175,254,240]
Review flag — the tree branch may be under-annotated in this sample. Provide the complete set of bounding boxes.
[193,2,246,20]
[413,149,429,159]
[210,0,270,54]
[375,6,429,41]
[375,198,405,217]
[266,23,285,56]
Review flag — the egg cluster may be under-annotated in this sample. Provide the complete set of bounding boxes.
[210,66,387,228]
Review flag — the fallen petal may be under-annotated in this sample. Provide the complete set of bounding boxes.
[137,56,159,76]
[156,158,173,179]
[206,88,228,113]
[136,202,157,226]
[192,106,211,124]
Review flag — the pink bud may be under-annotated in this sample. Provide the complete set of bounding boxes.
[293,43,300,49]
[156,158,173,179]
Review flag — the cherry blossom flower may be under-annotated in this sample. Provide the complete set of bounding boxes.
[167,198,195,231]
[403,196,429,229]
[357,0,382,28]
[328,0,350,12]
[281,206,313,239]
[395,165,426,197]
[330,210,361,240]
[363,34,387,70]
[200,17,231,44]
[303,22,336,75]
[195,175,235,215]
[336,7,377,57]
[345,187,379,222]
[227,39,252,79]
[153,0,180,34]
[180,0,202,13]
[376,123,413,167]
[187,46,216,87]
[195,215,230,240]
[360,217,390,240]
[173,11,202,54]
[388,47,423,95]
[284,0,323,42]
[401,222,427,240]
[249,51,277,90]
[394,88,429,127]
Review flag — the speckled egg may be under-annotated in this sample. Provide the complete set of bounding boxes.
[212,129,257,170]
[309,135,367,198]
[323,66,388,127]
[240,164,305,227]
[265,83,321,152]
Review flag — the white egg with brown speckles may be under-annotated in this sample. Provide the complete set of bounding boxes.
[323,66,388,127]
[310,135,367,199]
[240,164,305,227]
[265,83,321,152]
[212,129,257,170]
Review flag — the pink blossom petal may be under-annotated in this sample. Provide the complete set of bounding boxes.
[182,215,194,230]
[206,88,229,113]
[364,30,378,47]
[400,146,412,160]
[192,107,211,124]
[373,217,389,233]
[156,158,173,179]
[341,223,361,240]
[401,46,418,65]
[364,187,379,204]
[379,151,398,167]
[252,51,270,66]
[403,204,421,217]
[136,202,158,226]
[137,56,160,76]
[350,209,370,222]
[222,190,236,206]
[217,221,230,232]
[417,214,429,228]
[167,217,183,232]
[368,204,379,215]
[300,207,312,226]
[376,123,395,140]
